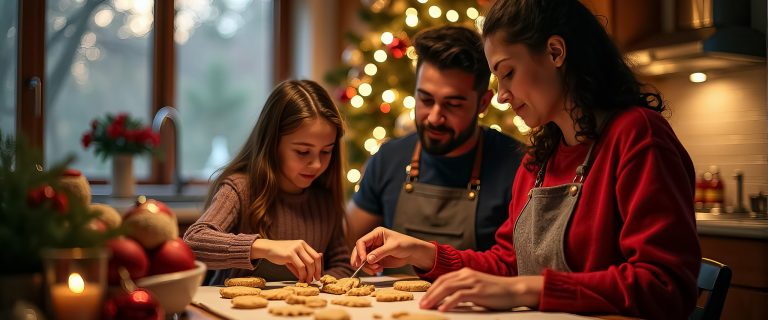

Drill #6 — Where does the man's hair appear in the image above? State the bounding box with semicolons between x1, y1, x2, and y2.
413;26;491;93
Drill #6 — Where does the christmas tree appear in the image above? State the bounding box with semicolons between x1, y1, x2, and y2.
325;0;530;193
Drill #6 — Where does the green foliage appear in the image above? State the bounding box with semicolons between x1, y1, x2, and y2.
0;131;120;274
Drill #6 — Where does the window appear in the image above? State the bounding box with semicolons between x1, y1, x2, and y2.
176;0;273;180
10;0;278;183
0;1;18;138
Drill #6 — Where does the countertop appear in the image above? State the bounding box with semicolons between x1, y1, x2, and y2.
695;212;768;240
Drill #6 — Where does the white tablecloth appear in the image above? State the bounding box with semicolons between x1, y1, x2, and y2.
191;276;597;320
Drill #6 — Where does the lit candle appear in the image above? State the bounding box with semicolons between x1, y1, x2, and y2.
50;273;103;320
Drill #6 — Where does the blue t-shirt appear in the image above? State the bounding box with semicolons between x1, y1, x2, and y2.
352;127;523;251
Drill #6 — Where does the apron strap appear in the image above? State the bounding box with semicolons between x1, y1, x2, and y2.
534;141;597;187
405;130;485;200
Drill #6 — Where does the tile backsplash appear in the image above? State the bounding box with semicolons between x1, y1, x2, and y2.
650;66;768;211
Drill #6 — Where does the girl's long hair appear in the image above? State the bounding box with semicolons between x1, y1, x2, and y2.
482;0;663;171
205;80;346;238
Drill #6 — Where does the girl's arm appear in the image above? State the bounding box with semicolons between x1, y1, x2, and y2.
183;182;259;270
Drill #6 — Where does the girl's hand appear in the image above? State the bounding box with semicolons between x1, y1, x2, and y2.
251;239;322;283
350;227;436;274
419;268;543;312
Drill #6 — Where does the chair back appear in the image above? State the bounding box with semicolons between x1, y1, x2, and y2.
690;258;732;320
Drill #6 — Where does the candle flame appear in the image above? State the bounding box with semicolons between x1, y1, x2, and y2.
68;273;85;294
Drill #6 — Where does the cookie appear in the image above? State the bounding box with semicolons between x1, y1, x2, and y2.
397;314;448;320
314;308;350;320
294;282;310;287
230;295;268;309
219;286;262;299
288;286;320;296
319;274;337;285
268;305;314;316
331;296;372;307
224;277;266;288
345;284;375;296
393;280;431;292
321;283;348;295
374;289;414;302
287;295;328;308
259;288;294;300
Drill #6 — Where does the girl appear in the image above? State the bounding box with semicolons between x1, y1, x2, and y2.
350;0;700;319
185;80;353;284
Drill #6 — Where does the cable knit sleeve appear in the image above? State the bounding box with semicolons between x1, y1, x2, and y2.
183;180;260;270
322;218;354;278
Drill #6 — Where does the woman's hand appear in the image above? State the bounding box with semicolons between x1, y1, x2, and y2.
350;227;436;274
420;268;543;312
251;239;322;283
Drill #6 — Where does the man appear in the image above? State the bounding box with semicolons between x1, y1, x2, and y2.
347;26;523;254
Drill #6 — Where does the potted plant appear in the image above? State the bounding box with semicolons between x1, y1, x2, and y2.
81;113;160;197
0;131;119;313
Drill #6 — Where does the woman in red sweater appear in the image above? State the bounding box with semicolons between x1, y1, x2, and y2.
350;0;701;319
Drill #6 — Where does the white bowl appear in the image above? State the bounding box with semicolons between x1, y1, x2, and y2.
136;261;206;314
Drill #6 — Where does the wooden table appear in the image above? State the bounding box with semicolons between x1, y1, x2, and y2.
180;277;631;320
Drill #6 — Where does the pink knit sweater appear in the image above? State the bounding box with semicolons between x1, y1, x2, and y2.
183;174;353;283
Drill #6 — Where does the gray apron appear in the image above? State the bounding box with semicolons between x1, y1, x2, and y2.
513;143;595;275
392;134;484;251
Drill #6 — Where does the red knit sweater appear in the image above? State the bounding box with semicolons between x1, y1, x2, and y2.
419;107;701;319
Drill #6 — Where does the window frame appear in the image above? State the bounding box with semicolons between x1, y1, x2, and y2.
16;0;287;184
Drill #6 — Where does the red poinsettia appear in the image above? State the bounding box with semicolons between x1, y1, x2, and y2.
82;113;160;160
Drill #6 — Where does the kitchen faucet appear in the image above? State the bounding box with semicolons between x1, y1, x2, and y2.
152;106;184;195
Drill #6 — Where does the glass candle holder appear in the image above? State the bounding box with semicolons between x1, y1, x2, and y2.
42;247;109;320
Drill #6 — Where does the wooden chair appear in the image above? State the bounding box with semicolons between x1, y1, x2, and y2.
690;258;732;320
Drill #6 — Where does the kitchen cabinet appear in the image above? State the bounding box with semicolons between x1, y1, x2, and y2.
697;218;768;319
581;0;662;51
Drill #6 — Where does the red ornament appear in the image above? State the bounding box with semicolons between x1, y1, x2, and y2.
62;168;82;177
26;185;67;214
106;237;150;285
103;288;164;320
387;38;409;59
147;238;196;276
380;103;391;114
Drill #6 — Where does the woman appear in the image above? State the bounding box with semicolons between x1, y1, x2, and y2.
350;0;701;319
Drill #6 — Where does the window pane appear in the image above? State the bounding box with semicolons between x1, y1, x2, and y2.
0;1;18;138
176;0;273;180
45;0;153;179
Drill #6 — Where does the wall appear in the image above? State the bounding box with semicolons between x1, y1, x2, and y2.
650;66;768;210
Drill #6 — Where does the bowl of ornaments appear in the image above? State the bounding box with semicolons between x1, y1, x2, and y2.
101;196;206;316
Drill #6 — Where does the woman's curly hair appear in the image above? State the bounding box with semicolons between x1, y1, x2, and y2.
482;0;664;171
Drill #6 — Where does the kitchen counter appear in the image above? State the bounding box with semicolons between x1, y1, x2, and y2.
90;184;208;225
695;212;768;240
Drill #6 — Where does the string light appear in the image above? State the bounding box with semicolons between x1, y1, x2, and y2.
405;8;418;16
513;115;531;134
364;63;378;76
380;32;394;45
406;46;417;60
374;50;388;62
491;93;510;111
347;169;361;183
358;83;372;96
417;0;428;3
382;89;396;103
405;15;419;27
428;6;442;18
403;96;416;109
350;95;364;108
446;10;459;22
466;7;479;20
490;124;502;132
373;126;387;140
475;16;485;31
409;109;415;120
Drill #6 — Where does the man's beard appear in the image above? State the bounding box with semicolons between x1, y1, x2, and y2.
416;116;478;155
